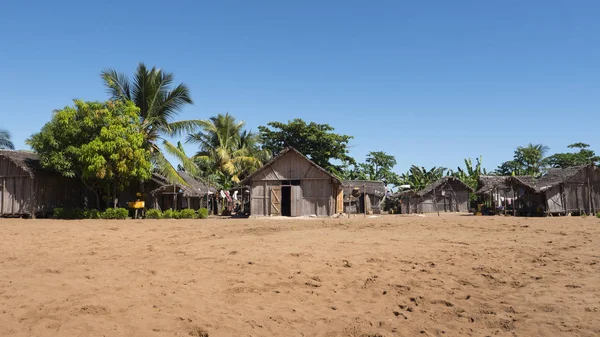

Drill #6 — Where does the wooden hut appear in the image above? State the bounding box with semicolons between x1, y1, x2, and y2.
476;175;535;215
397;177;472;214
342;180;386;214
240;147;342;217
150;171;217;211
508;165;600;215
0;150;93;217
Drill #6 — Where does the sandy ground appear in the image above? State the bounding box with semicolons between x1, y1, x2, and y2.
0;214;598;337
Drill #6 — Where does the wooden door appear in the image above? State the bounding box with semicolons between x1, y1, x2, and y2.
291;185;302;217
270;187;281;216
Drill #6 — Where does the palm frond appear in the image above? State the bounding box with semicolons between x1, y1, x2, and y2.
152;150;187;185
100;68;131;100
162;140;200;177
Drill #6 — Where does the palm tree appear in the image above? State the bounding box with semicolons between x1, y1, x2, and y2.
101;62;200;183
187;113;269;189
0;128;14;149
514;143;549;177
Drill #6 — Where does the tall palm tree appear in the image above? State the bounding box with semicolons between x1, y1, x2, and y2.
101;62;200;183
0;128;14;149
514;143;549;177
187;113;269;188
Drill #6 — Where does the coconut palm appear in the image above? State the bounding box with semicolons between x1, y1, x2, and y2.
0;128;14;149
101;62;200;183
398;165;447;191
187;113;269;188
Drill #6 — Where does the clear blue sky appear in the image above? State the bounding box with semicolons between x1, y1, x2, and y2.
1;0;598;173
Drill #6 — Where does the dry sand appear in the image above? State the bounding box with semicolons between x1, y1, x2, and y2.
0;214;598;337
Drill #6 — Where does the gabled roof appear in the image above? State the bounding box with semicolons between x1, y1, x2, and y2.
151;171;217;197
0;150;43;177
416;176;473;197
239;147;341;185
476;175;509;194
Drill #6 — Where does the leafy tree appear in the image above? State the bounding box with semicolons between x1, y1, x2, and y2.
397;165;447;191
258;119;355;174
28;100;151;208
343;151;400;185
187;113;269;189
0;128;14;149
495;143;549;177
101;62;199;184
546;143;599;168
449;157;486;191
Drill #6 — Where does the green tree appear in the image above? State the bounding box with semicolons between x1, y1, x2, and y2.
495;143;549;177
344;151;400;185
449;157;486;191
546;143;600;168
398;166;447;191
187;113;269;189
101;62;199;184
258;119;355;174
28;100;152;208
0;128;14;149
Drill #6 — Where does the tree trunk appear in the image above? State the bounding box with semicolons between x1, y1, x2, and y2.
113;183;118;209
80;177;100;210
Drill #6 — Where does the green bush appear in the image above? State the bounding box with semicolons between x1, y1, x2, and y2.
146;209;162;219
83;209;101;219
596;212;600;219
162;209;176;219
197;208;208;219
101;208;129;220
53;207;88;219
179;209;197;219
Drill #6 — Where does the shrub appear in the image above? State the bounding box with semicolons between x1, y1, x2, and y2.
146;209;162;219
53;207;87;219
596;212;600;219
162;209;176;219
179;209;197;219
101;208;129;220
197;208;208;219
84;209;101;219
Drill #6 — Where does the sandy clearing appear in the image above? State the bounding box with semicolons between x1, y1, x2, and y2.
0;214;598;337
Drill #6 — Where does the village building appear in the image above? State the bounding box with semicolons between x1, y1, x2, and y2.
508;165;600;215
342;180;386;214
396;176;472;214
150;171;217;212
0;150;94;217
239;147;342;217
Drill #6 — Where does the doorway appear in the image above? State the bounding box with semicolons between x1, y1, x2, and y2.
281;186;291;216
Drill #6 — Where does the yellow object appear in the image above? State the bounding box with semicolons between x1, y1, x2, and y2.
128;201;145;209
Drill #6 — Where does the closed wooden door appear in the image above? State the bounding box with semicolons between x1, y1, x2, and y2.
270;187;281;216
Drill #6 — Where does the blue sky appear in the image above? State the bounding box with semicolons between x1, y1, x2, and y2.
1;0;598;173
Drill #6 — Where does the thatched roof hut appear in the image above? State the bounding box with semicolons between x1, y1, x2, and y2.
396;177;473;214
150;171;217;211
0;150;94;216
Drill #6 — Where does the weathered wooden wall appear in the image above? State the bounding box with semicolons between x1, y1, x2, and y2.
544;167;600;214
249;150;337;217
0;156;93;216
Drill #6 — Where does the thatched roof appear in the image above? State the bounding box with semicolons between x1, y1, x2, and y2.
476;175;509;194
394;189;418;198
508;165;595;193
151;171;217;197
342;180;386;201
239;146;341;186
0;150;43;177
416;176;473;197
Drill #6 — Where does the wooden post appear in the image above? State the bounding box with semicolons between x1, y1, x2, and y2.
187;197;191;209
588;177;592;214
503;190;507;216
575;185;580;215
1;177;5;216
31;178;36;219
363;184;366;218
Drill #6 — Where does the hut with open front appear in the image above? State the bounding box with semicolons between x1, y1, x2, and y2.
342;180;386;214
150;171;217;211
240;147;342;217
